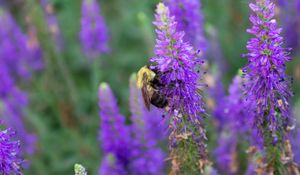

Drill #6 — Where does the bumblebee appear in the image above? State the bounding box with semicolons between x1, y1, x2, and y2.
136;66;168;110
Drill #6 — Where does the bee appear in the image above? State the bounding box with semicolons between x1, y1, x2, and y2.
136;66;168;110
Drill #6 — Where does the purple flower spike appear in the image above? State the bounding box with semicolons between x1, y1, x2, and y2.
26;20;44;71
0;67;37;155
164;0;206;51
98;83;131;174
0;9;32;79
0;9;37;155
214;133;237;175
40;0;64;51
129;74;165;142
150;3;205;126
99;81;166;175
225;76;251;133
0;123;23;175
226;76;263;147
128;75;165;175
80;0;109;59
278;0;300;52
243;0;293;139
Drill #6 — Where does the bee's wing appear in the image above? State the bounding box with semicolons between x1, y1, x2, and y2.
142;86;151;111
141;73;151;111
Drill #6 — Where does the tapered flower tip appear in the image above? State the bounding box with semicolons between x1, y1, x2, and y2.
130;73;136;82
156;3;170;23
0;8;7;18
157;3;167;14
130;73;138;88
99;82;108;90
74;163;87;175
86;0;94;4
249;0;274;13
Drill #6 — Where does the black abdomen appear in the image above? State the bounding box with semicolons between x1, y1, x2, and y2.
151;92;168;108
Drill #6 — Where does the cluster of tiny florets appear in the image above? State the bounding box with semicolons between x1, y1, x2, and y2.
0;125;23;175
150;3;205;126
164;0;206;51
243;0;293;140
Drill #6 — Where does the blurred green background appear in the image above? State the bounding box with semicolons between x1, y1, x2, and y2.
4;0;300;174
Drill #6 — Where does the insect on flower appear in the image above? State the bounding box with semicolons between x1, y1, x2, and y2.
136;66;168;111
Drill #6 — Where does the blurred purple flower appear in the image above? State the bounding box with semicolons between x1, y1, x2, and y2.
98;82;166;175
0;67;37;155
0;9;38;155
129;74;165;142
225;76;250;133
128;75;165;175
242;0;293;140
206;25;228;73
150;3;205;126
164;0;206;51
213;75;265;174
40;0;64;51
0;123;23;175
212;77;242;175
289;116;300;165
26;19;44;71
80;0;109;59
129;147;165;175
98;83;131;174
99;154;128;175
244;163;256;175
227;76;264;146
214;132;237;175
209;74;227;129
278;0;300;52
0;9;33;79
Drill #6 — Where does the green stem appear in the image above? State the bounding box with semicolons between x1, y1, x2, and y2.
262;116;288;175
91;58;102;95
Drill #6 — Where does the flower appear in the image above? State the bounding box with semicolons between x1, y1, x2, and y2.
0;92;37;155
278;0;300;52
98;83;131;174
0;123;23;175
99;154;128;175
164;0;206;51
150;3;205;126
0;9;33;79
150;4;208;173
26;17;44;71
74;164;87;175
0;9;37;155
214;132;238;175
80;0;109;59
290;127;300;165
225;76;252;133
129;74;165;141
98;82;166;175
213;76;249;174
209;74;226;129
40;0;64;51
242;0;293;140
128;75;165;175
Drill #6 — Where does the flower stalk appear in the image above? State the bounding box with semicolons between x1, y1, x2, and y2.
243;0;297;174
150;3;208;174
